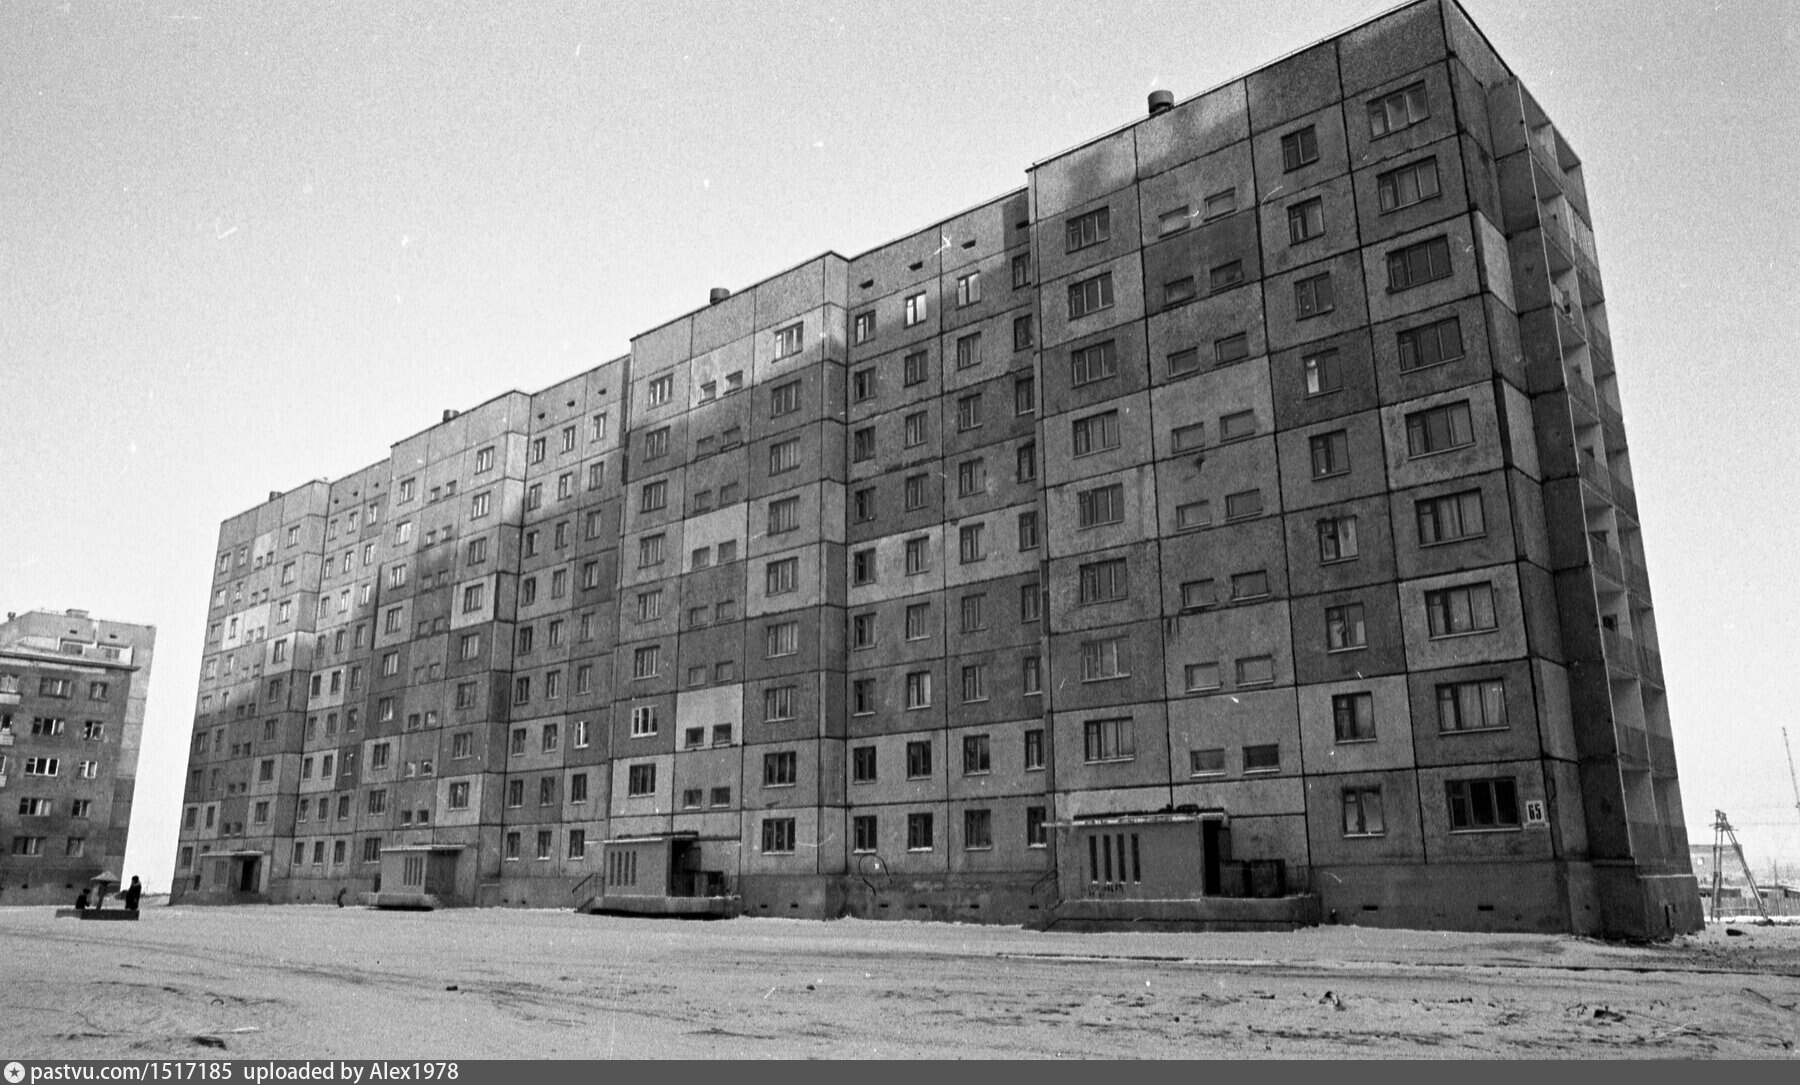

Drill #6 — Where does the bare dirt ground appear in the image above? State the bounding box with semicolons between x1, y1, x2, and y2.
2;905;1797;1059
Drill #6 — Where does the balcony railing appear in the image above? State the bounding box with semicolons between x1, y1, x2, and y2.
1599;401;1627;449
1648;732;1678;774
1565;370;1599;419
1637;643;1665;688
1589;326;1615;375
1626;555;1652;597
1616;724;1651;769
1577;455;1612;497
1589;540;1625;587
1611;472;1640;521
1601;628;1639;678
1627;820;1687;866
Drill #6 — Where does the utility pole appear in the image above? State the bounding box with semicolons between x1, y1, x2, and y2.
1785;728;1800;829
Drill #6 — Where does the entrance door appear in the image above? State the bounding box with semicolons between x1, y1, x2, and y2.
1201;822;1222;897
237;857;260;893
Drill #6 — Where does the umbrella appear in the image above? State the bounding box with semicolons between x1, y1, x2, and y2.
89;870;120;885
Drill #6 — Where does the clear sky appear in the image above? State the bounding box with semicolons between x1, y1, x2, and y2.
3;0;1797;891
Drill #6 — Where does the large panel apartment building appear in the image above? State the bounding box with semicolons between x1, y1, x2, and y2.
173;0;1699;936
1;609;155;904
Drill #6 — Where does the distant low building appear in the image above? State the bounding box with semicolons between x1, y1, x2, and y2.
0;609;155;904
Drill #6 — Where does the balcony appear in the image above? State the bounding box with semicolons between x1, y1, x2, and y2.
1648;732;1678;775
1626;555;1652;598
1550;286;1586;344
1637;643;1665;688
1564;369;1600;421
1627;820;1687;867
0;731;13;746
1599;400;1627;451
1588;539;1625;588
1611;471;1640;521
1616;724;1651;770
1577;455;1612;499
1589;326;1615;375
1601;627;1639;679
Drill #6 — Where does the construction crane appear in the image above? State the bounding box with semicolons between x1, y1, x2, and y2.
1785;728;1800;829
1709;810;1772;925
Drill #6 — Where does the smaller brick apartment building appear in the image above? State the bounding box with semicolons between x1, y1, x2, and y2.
0;609;155;904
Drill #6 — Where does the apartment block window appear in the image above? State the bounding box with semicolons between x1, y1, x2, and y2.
1176;500;1211;532
960;592;986;633
1070;340;1118;386
1019;582;1041;623
904;602;930;640
1159;206;1191;235
1019;729;1045;774
635;589;662;624
627;763;657;798
852;548;875;586
1230;570;1270;601
906;740;932;778
851;677;875;714
1068;272;1115;319
1011;251;1031;288
644;427;669;459
851;427;875;463
1219;410;1257;443
1310;430;1350;478
1333;692;1377;742
1281;125;1319;170
768;437;801;476
769;379;802;418
957;455;987;497
530;436;549;464
525;483;543;511
763;750;798;788
904;291;928;327
590;412;608;442
1326;603;1368;651
1167;347;1201;378
765;621;799;658
1014;373;1036;415
1077;483;1125;528
1013;313;1034;351
956;271;981;308
1318;515;1360;562
640;480;668;513
1378;156;1441;212
1172;422;1206;453
1083;717;1134;763
775;321;804;358
851;612;875;650
764;685;796;723
960;664;987;704
1303;348;1342;396
1065;206;1110;251
1078;558;1129;605
1224;489;1263;521
853;815;878;852
850;310;877;345
903;536;929;575
906;813;934;851
638;533;665;569
1188;747;1226;777
1387;235;1452;291
1397;316;1465;371
903;350;928;386
902;410;929;448
903;473;928;511
1426;583;1498;638
1180;579;1216;610
1243;744;1281;774
962;734;991;774
1164;276;1196;306
1080;636;1128;682
1184;661;1222;693
962;809;993;850
1407;401;1476;457
1017;509;1039;551
1236;655;1276;686
767;494;801;535
955;393;984;432
629;705;659;738
1343;787;1386;836
1437;679;1508;733
1208;260;1244;293
1446;777;1520;831
851;368;875;403
1203;188;1237;218
904;671;931;709
851;745;877;783
1416;489;1486;545
1287;198;1325;244
1368;81;1429;138
632;644;661;679
1294;271;1335;318
1072;410;1120;456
